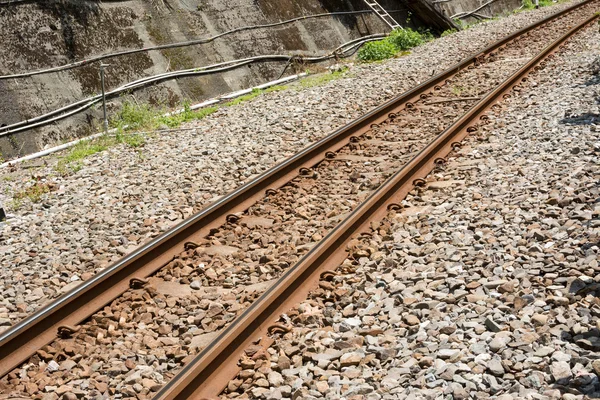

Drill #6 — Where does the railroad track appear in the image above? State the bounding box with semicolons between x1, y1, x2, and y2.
0;1;598;398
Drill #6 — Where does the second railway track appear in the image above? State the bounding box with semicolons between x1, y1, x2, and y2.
1;1;598;398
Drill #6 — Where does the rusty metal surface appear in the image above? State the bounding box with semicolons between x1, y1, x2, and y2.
152;11;599;400
0;0;594;381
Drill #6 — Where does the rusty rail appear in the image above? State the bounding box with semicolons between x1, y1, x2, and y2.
152;11;599;400
0;0;595;380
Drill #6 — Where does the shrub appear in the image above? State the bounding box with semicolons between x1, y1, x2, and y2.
521;0;536;8
114;101;158;131
421;30;435;42
520;0;553;10
358;40;398;62
441;28;457;37
358;28;431;62
388;28;425;51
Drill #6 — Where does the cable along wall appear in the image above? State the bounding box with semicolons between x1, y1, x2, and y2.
0;0;407;159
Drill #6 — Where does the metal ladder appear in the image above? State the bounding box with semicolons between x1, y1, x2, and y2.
364;1;402;30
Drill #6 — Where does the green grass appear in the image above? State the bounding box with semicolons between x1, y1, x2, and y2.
112;101;157;131
512;0;561;14
453;14;501;30
155;103;220;128
55;136;111;175
64;137;111;163
297;67;348;89
11;182;52;208
441;28;458;37
49;74;339;175
225;89;263;107
263;85;289;94
108;100;220;132
118;131;146;148
52;91;256;175
55;129;147;175
451;85;465;96
225;85;289;106
358;28;431;62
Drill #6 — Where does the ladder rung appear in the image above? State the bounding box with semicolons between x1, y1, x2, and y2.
364;0;401;30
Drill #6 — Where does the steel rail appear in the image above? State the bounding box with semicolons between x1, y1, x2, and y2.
153;12;600;399
0;0;593;379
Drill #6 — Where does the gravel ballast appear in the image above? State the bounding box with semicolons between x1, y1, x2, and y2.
2;4;598;397
0;1;585;328
221;19;600;400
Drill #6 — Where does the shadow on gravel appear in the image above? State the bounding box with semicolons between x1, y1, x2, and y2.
583;73;600;86
560;112;600;125
551;279;600;397
550;332;600;398
551;353;600;398
586;56;600;85
553;381;600;398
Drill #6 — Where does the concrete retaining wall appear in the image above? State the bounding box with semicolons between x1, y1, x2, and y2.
0;0;411;158
0;0;520;159
434;0;522;24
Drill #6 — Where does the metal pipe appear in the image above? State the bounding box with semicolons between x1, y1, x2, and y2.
0;36;383;137
0;10;392;80
100;64;110;133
